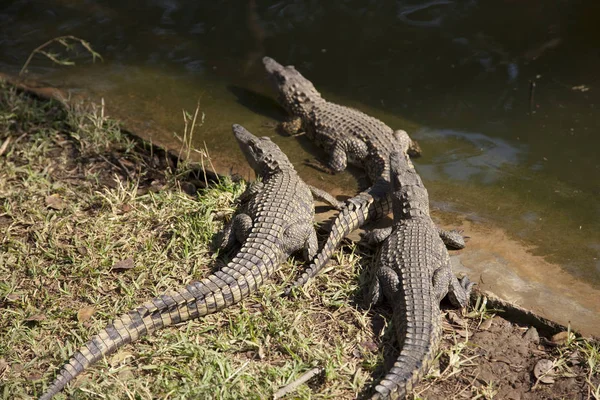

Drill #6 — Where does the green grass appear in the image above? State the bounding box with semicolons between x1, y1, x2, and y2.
0;80;379;399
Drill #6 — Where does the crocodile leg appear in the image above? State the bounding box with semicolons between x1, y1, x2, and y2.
447;274;475;308
391;129;422;158
308;185;345;210
218;213;254;252
365;226;466;249
437;228;466;250
238;180;264;202
328;137;369;173
278;116;303;136
303;228;319;262
362;227;393;245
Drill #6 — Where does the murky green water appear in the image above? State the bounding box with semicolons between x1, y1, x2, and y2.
1;1;599;284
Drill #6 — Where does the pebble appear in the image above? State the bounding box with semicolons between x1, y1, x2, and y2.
551;331;570;345
533;359;555;384
479;318;493;331
523;327;540;344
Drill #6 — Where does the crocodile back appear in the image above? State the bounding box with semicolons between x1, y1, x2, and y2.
373;218;444;399
308;102;411;182
242;169;314;266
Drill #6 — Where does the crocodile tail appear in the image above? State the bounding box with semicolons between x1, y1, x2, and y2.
286;184;391;294
39;256;269;400
371;285;441;399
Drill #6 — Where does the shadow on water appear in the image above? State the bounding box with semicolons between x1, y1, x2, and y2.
227;85;283;121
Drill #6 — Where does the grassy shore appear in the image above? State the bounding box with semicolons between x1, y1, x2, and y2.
0;79;598;399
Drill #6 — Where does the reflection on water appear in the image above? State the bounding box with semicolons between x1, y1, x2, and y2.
415;128;523;184
0;0;599;286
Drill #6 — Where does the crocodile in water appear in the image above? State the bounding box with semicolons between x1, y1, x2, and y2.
363;151;474;399
38;124;319;399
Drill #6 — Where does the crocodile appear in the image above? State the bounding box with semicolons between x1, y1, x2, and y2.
262;56;461;292
363;151;474;399
38;124;319;400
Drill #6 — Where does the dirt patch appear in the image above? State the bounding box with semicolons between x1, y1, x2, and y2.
416;305;597;400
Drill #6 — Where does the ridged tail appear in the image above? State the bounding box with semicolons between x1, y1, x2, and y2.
285;182;391;294
372;278;441;399
39;257;272;400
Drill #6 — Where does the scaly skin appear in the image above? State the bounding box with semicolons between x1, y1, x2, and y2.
364;151;474;399
262;56;461;292
263;56;418;183
38;125;318;400
262;57;417;292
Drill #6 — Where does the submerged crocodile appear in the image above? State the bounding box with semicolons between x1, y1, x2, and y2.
39;124;319;400
364;151;474;399
262;57;461;292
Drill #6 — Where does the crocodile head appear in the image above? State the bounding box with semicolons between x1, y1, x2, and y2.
233;124;292;176
263;56;324;115
389;151;430;219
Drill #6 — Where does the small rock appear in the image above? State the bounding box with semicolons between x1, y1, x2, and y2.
117;368;134;380
447;311;467;328
26;372;43;381
77;246;89;256
456;329;470;338
111;258;134;271
24;313;46;322
45;194;66;210
566;350;580;366
360;340;379;352
551;331;570;345
149;180;165;193
179;181;197;196
77;306;96;323
523;327;540;344
476;367;495;384
533;359;555;384
479;318;493;331
5;293;20;303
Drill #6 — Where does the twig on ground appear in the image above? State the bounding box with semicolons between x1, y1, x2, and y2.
0;136;11;156
273;366;323;399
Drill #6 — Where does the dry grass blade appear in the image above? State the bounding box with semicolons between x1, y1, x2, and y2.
273;366;323;399
19;35;103;76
